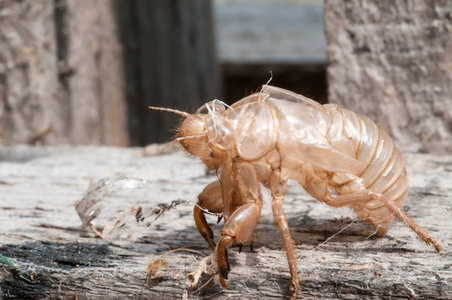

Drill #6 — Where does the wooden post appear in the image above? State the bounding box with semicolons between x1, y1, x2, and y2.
0;0;129;146
115;0;221;145
324;1;452;153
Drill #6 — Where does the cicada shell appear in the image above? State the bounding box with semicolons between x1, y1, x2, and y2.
152;85;441;299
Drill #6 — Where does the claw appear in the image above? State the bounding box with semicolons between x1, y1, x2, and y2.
217;235;233;287
217;216;223;224
219;273;228;289
219;263;229;280
219;246;230;284
216;234;232;289
250;241;254;252
238;244;243;253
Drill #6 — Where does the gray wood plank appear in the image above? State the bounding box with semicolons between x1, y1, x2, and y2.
214;1;326;64
0;146;450;299
325;1;452;153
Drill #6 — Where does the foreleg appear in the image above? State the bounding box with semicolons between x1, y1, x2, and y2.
217;161;262;288
194;180;224;250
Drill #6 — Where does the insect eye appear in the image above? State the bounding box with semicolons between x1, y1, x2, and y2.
207;119;235;150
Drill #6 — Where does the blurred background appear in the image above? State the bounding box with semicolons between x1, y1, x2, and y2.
0;0;451;152
0;0;327;146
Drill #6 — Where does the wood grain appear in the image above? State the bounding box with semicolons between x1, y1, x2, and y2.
325;1;452;153
0;0;128;146
0;146;450;299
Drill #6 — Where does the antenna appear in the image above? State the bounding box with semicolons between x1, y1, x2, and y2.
145;134;204;155
149;106;191;118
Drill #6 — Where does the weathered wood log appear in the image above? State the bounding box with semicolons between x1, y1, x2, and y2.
0;0;128;146
325;1;452;153
0;145;450;299
114;0;221;145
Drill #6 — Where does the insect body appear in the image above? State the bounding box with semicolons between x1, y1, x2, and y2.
153;85;441;299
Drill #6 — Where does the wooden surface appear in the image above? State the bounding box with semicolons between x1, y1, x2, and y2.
0;0;128;146
0;145;451;299
325;1;452;154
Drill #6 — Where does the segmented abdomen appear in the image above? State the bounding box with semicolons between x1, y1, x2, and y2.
339;108;409;233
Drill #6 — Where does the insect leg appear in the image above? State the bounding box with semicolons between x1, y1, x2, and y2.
217;161;262;288
270;172;301;299
367;192;442;252
194;180;224;250
322;191;442;252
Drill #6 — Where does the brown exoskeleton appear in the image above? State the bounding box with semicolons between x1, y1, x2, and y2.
151;85;441;299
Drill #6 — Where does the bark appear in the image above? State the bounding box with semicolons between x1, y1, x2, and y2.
0;145;450;299
0;0;128;146
324;0;452;153
114;0;221;145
